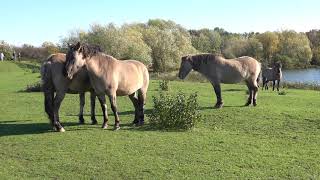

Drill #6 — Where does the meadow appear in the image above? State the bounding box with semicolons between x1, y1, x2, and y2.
0;61;320;179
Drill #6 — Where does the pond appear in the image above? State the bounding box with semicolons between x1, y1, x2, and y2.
282;68;320;84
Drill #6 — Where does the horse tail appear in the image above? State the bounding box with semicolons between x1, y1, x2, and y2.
256;63;262;88
41;60;54;123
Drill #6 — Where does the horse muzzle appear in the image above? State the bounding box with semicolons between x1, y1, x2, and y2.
67;72;73;80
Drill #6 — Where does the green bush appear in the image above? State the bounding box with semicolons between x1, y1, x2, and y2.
21;82;42;92
159;80;169;91
278;90;287;95
148;92;201;130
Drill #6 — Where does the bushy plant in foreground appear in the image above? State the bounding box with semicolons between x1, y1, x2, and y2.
22;82;42;92
148;92;201;130
159;80;169;91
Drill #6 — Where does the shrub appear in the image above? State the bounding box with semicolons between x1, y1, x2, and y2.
159;80;169;91
278;90;287;95
21;82;42;92
148;92;201;130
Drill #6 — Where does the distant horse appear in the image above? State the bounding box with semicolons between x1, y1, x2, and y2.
262;62;282;91
65;42;149;130
41;53;106;132
178;54;261;108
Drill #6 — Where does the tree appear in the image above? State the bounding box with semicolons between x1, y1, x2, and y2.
277;30;312;68
190;29;222;54
143;20;197;72
85;23;152;64
42;41;59;55
257;32;279;66
306;30;320;65
0;40;13;60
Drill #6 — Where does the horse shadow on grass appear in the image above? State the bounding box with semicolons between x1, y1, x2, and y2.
0;120;79;137
199;105;247;110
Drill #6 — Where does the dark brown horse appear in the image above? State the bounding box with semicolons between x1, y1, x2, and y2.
65;42;149;130
41;53;106;132
178;54;261;107
262;62;282;91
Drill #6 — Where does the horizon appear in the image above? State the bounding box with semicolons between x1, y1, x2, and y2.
1;0;320;46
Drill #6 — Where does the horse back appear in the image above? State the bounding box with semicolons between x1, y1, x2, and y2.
115;60;149;95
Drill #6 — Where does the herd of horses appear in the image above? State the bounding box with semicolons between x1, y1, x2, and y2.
41;42;282;132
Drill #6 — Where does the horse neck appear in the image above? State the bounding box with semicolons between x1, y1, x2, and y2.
85;55;112;75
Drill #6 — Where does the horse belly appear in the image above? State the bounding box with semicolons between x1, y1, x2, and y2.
220;71;244;84
116;83;140;96
68;75;91;92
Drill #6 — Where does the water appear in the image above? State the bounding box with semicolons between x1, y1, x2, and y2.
282;68;320;84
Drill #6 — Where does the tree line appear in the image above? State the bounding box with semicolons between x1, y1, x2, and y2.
1;19;320;71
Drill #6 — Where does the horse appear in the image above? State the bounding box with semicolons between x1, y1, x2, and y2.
262;62;282;91
65;42;149;130
178;54;261;108
41;53;106;132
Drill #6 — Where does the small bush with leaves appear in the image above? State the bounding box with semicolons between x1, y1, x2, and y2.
22;82;42;92
278;90;287;95
148;92;201;130
159;80;169;91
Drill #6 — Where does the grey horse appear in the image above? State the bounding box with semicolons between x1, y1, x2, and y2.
41;53;106;132
178;54;261;108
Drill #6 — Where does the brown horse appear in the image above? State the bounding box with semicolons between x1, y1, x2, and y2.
178;54;261;108
41;53;106;132
65;42;149;130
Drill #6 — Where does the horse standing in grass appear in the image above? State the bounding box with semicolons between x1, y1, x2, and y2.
262;62;282;91
178;54;261;108
41;53;106;132
65;42;149;130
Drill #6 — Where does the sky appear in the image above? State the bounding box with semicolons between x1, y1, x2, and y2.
0;0;319;46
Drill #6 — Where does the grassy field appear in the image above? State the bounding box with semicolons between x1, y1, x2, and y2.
0;61;320;179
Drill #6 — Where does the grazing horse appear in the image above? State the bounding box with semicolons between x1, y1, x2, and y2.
41;53;106;132
65;42;149;130
178;54;261;108
262;62;282;91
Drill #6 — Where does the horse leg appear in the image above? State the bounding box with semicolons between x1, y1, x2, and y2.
53;91;66;132
109;95;120;130
262;77;266;90
137;89;146;126
252;85;259;106
277;80;280;91
97;95;108;129
272;80;276;91
129;92;139;125
78;93;85;124
90;91;98;125
212;83;223;108
245;82;253;106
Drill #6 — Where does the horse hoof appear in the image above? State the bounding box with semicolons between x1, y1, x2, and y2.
132;120;139;125
59;127;66;132
113;126;120;131
91;121;98;125
102;123;108;129
136;121;144;126
79;121;85;125
214;103;224;109
253;103;257;107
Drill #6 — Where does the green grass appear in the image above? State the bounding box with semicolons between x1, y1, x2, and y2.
1;61;320;179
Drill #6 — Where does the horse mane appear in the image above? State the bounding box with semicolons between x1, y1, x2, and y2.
79;44;103;58
188;53;216;70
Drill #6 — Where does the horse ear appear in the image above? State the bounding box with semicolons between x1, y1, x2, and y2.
74;42;81;50
67;43;73;48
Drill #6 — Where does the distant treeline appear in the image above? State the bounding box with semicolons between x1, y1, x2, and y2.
1;19;320;71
